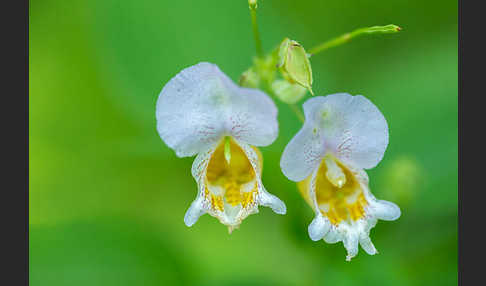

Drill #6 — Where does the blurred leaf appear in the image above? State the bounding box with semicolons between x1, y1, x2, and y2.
30;218;199;286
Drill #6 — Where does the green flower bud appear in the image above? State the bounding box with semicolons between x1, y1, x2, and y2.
271;79;307;104
239;67;260;88
363;24;402;34
248;0;258;9
277;38;314;95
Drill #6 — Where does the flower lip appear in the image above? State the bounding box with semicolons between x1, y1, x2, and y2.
299;156;400;260
300;155;369;225
186;137;286;231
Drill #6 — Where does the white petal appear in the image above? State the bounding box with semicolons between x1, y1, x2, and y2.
368;199;401;221
285;93;389;171
359;234;378;255
191;146;214;182
258;190;287;215
222;203;243;225
226;86;279;147
156;62;278;157
280;99;327;181
324;93;388;169
343;232;359;261
308;215;330;241
192;140;286;229
183;146;216;228
323;228;341;244
237;141;286;215
156;63;226;157
300;156;399;260
184;196;206;227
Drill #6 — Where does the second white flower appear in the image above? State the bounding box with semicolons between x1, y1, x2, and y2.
280;93;400;261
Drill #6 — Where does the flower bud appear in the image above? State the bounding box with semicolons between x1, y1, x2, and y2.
271;79;307;104
277;38;314;95
239;67;260;88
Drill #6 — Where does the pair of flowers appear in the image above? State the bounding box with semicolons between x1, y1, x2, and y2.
156;62;400;260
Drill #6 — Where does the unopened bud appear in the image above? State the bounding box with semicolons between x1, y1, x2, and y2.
277;38;314;95
239;67;260;88
271;79;307;104
248;0;258;9
363;24;402;34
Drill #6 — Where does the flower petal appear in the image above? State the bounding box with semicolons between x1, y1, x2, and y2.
368;199;401;221
280;98;328;181
226;86;279;147
183;146;216;227
156;63;226;157
258;189;287;215
343;231;359;261
185;139;286;229
156;62;278;157
323;228;341;244
308;214;331;241
298;157;399;260
312;93;389;169
359;234;378;255
238;141;287;215
184;196;206;227
282;93;388;174
191;145;214;182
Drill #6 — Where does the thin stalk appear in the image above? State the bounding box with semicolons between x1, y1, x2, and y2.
249;5;264;59
289;104;305;123
308;24;401;56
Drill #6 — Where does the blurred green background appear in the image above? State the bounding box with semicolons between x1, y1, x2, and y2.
29;0;457;285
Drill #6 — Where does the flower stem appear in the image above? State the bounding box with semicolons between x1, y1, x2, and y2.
249;3;264;59
289;104;305;123
308;24;402;56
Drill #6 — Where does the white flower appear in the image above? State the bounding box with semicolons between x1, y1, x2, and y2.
280;93;400;261
156;62;286;232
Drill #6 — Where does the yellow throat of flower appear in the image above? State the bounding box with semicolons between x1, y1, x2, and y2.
205;138;261;213
298;155;367;225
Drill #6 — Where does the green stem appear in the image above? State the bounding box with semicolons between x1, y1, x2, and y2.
249;5;264;59
308;24;401;56
289;104;305;123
